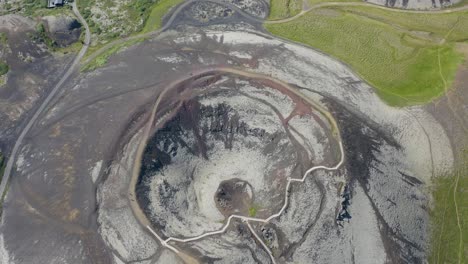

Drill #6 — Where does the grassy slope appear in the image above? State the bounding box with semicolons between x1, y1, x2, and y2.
451;0;468;7
81;38;144;71
269;0;359;20
265;7;468;106
269;0;303;20
0;62;8;76
0;33;7;77
142;0;185;33
19;0;47;16
430;151;467;264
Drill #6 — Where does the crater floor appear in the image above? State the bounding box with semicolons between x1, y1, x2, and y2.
136;74;334;240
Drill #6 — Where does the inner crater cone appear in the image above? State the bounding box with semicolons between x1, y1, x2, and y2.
215;178;254;217
135;74;332;239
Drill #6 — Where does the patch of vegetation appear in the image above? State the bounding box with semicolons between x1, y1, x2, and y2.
34;4;73;17
78;0;101;35
20;0;47;16
430;149;467;264
79;0;164;43
0;32;7;46
0;33;8;76
80;0;183;41
127;0;162;32
34;22;58;50
3;2;12;11
249;205;258;217
81;0;184;71
56;40;83;55
268;0;303;20
0;61;8;76
448;0;468;8
78;0;184;61
266;6;468;106
142;0;184;33
81;38;144;72
5;0;72;17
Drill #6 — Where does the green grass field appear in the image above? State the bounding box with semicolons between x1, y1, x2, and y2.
265;6;468;106
269;0;303;20
430;150;467;264
142;0;184;33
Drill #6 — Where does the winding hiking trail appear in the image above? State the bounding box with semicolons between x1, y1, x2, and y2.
128;67;345;263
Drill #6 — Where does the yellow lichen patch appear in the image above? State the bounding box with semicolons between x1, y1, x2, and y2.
67;208;80;221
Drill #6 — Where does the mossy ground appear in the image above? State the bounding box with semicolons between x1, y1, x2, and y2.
268;0;303;20
266;6;468;106
142;0;184;33
1;0;73;17
268;0;359;20
81;38;144;72
82;0;183;71
249;205;258;217
430;150;467;264
0;61;8;76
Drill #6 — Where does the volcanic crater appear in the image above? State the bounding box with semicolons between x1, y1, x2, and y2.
135;73;335;239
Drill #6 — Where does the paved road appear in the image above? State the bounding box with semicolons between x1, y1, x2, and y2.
0;1;91;199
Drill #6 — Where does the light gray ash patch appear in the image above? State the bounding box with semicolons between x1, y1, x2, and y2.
220;0;269;18
189;2;235;23
331;100;429;263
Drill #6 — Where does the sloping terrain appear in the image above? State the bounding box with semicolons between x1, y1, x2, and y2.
0;0;466;264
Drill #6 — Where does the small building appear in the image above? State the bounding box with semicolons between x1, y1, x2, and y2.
47;0;64;8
